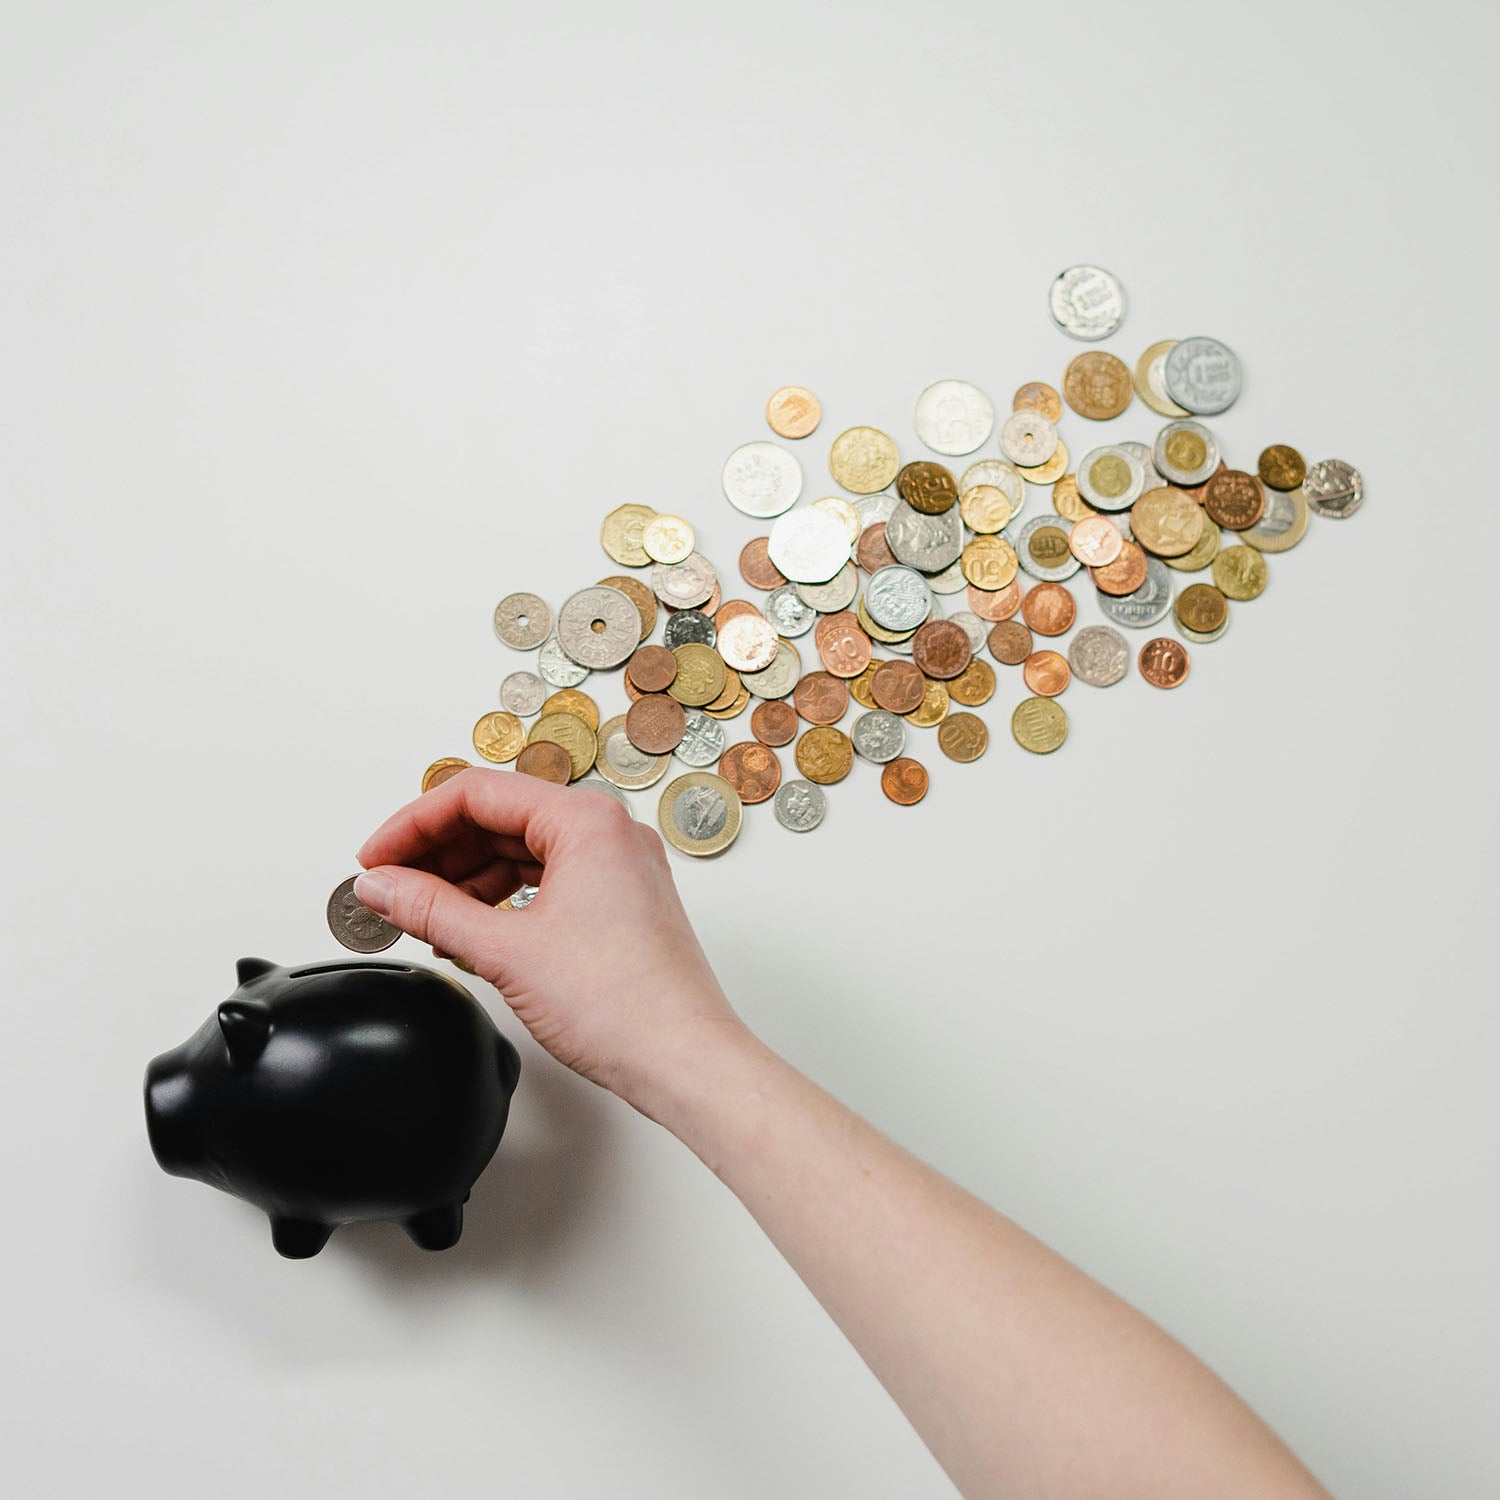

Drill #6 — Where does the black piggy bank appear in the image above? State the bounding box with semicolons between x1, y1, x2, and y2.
145;956;521;1258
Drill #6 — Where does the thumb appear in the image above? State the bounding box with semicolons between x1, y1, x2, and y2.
353;867;525;979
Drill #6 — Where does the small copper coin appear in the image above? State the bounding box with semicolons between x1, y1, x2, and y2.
988;620;1033;665
1258;444;1306;491
627;644;678;693
625;693;688;755
856;522;900;574
1021;582;1076;637
871;659;926;714
515;740;571;783
1068;516;1124;568
896;461;959;515
1013;381;1063;422
715;598;761;629
910;619;973;680
1204;469;1267;530
1090;541;1149;597
766;386;821;439
1176;583;1228;635
814;611;874;678
1179;459;1228;506
422;757;469;793
792;670;851;725
1062;351;1133;420
1139;637;1191;689
751;699;798;746
719;741;783;803
1022;649;1071;697
880;756;929;805
739;537;787;591
967;578;1024;622
936;712;989;763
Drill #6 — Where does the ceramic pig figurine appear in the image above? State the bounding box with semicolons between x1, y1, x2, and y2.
144;956;521;1258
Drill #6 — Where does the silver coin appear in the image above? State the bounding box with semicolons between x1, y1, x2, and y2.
1118;440;1165;490
537;635;591;687
716;612;780;671
946;610;990;655
663;609;717;649
326;876;401;954
1177;616;1229;645
796;562;858;613
651;553;717;609
764;583;817;637
675;711;726;767
1076;445;1146;512
739;639;801;699
773;778;826;833
927;558;968;594
493;591;552;650
674;783;729;840
722;440;802;518
508;883;540;910
885;500;964;573
998;408;1059;467
1048;264;1126;341
595;716;670;789
575;774;633;815
1068;625;1130;686
1014;514;1082;581
1163;337;1241;415
555;585;639;669
1153;420;1222;487
850;709;907;764
1097;555;1174;628
960;458;1026;511
913;379;994;457
768;506;850;584
499;670;547;716
1303;459;1364;519
865;565;932;631
851;490;898;527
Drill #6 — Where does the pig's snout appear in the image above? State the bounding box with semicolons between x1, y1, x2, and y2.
144;1050;200;1179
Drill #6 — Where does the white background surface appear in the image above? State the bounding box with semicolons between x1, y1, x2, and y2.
3;3;1496;1496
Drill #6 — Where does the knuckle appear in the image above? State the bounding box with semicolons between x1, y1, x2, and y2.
576;788;634;835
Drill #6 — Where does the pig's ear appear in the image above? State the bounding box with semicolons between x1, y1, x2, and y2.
218;998;272;1071
236;957;277;985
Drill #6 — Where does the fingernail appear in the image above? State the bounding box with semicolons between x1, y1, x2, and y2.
353;871;395;917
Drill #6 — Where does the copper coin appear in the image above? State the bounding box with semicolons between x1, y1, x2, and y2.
880;756;929;805
719;741;782;804
627;644;678;693
1258;444;1306;491
896;461;959;515
1176;582;1228;634
623;674;644;702
1090;540;1149;597
1062;351;1133;420
814;611;874;678
1068;516;1123;568
515;740;571;783
871;659;926;714
1022;649;1071;697
625;693;687;755
1020;582;1076;637
598;574;658;640
739;536;787;591
910;619;973;680
1139;637;1191;689
1179;459;1227;506
715;598;762;629
1013;381;1063;422
857;522;899;574
765;385;821;439
1204;469;1267;531
792;670;851;725
967;578;1024;622
936;712;989;764
751;699;798;746
422;757;469;792
987;620;1033;665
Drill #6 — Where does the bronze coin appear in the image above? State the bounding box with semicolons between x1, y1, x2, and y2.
1026;525;1073;569
598;574;658;640
1176;582;1228;634
1258;444;1306;491
1022;649;1071;697
1062;351;1133;420
987;620;1033;665
1012;381;1063;422
1020;582;1076;637
715;598;762;630
1090;540;1149;597
739;536;786;591
751;699;798;746
880;756;929;805
896;460;959;515
794;725;854;784
627;644;678;694
871;659;926;714
947;657;996;706
1138;637;1191;689
625;693;687;755
421;758;469;793
936;712;988;764
719;741;782;804
909;618;973;680
1204;469;1267;531
514;740;571;783
792;670;851;725
814;611;874;678
967;578;1024;622
856;521;899;574
624;674;644;702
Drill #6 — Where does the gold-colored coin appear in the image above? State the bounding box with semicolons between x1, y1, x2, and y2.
1012;381;1063;422
1011;696;1068;754
794;725;855;784
1133;341;1190;418
1132;486;1205;558
597;574;658;640
937;711;989;763
1016;438;1069;486
472;711;525;764
1241;485;1310;554
1163;516;1221;573
666;642;728;707
657;771;743;857
766;385;822;439
960;484;1012;534
704;684;751;720
829;426;900;494
1027;525;1073;569
600;504;656;567
702;666;743;713
1212;546;1269;601
422;757;470;792
527;711;597;781
642;513;695;565
906;675;950;728
540;688;600;732
1162;427;1208;476
848;657;884;708
947;657;996;706
961;535;1018;591
1175;583;1228;635
1084;452;1135;505
1062;352;1133;420
857;596;917;645
1052;473;1092;523
813;494;862;544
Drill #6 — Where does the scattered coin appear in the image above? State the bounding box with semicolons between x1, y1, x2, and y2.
947;657;996;705
773;778;827;832
676;710;727;767
793;670;851;725
626;693;688;755
556;585;640;668
766;386;822;440
907;675;950;728
885;500;964;573
717;612;781;672
1138;637;1191;688
1013;381;1064;422
1175;583;1229;637
652;553;717;610
1068;516;1125;568
527;711;596;780
515;740;572;783
999;408;1059;467
595;715;670;790
658;772;743;856
968;578;1024;622
1258;444;1306;491
1090;540;1149;596
1162;516;1221;574
600;505;656;568
1015;515;1082;582
959;484;1013;535
739;536;787;590
719;741;782;804
723;442;802;518
897;460;960;515
1212;546;1269;601
493;592;552;650
1016;439;1070;486
768;505;852;583
739;638;802;699
814;611;873;678
1133;486;1206;558
627;644;678;693
851;708;907;763
813;493;862;544
751;699;798;746
1076;445;1145;512
796;562;858;613
914;379;994;456
1303;459;1364;519
988;619;1033;664
1049;265;1126;341
667;643;728;708
663;608;717;652
500;670;547;716
422;757;470;792
1021;582;1076;636
1011;697;1068;754
327;876;402;953
911;618;973;680
598;574;658;639
871;659;927;714
880;756;929;804
641;513;696;564
795;725;855;784
1204;469;1266;531
1022;650;1070;697
1068;625;1130;686
937;712;989;763
1164;336;1241;415
1153;420;1221;487
829;425;900;494
473;710;525;763
857;520;901;572
1062;351;1133;419
1097;555;1175;629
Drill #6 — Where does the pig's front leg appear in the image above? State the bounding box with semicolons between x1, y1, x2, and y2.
269;1214;335;1258
403;1202;464;1251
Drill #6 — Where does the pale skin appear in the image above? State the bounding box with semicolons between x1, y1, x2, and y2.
354;769;1334;1500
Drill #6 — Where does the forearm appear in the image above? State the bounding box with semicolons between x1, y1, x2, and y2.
631;1017;1332;1500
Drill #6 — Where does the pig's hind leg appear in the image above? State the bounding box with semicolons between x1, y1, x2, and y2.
269;1214;335;1258
403;1201;464;1251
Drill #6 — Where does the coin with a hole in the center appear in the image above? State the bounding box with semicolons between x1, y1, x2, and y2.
1138;637;1191;688
719;742;782;804
1062;351;1133;419
493;592;552;651
829;426;900;494
910;619;973;680
598;574;657;640
722;441;802;519
871;659;927;714
1021;582;1076;637
556;585;640;669
792;670;850;725
751;699;798;746
988;619;1033;665
999;408;1059;467
880;756;929;804
627;644;678;694
897;460;960;515
1068;516;1124;568
937;712;989;763
658;772;743;856
473;711;525;764
625;693;687;756
766;386;821;440
1023;650;1071;697
1011;697;1068;754
795;725;855;784
914;379;994;456
515;740;572;783
716;612;780;673
1133;487;1206;558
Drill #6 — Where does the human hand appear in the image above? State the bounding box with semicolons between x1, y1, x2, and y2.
352;769;747;1110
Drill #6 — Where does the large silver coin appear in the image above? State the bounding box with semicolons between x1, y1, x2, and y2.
1049;264;1126;341
595;714;670;790
768;506;851;583
651;553;717;609
1097;555;1174;629
851;491;898;527
1153;420;1222;487
1303;459;1364;519
739;639;801;699
850;709;907;764
1163;337;1241;415
946;610;990;654
327;876;401;954
960;458;1026;511
927;558;968;594
885;500;963;573
764;583;817;637
537;636;591;687
723;440;802;518
1076;445;1146;512
1014;514;1082;581
1119;440;1166;492
865;565;933;631
663;609;717;649
1068;625;1130;686
499;670;547;716
773;778;826;833
675;711;726;767
796;562;858;613
493;591;552;650
556;585;639;669
998;408;1059;467
913;379;994;456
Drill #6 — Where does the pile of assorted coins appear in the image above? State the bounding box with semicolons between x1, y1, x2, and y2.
329;265;1364;934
